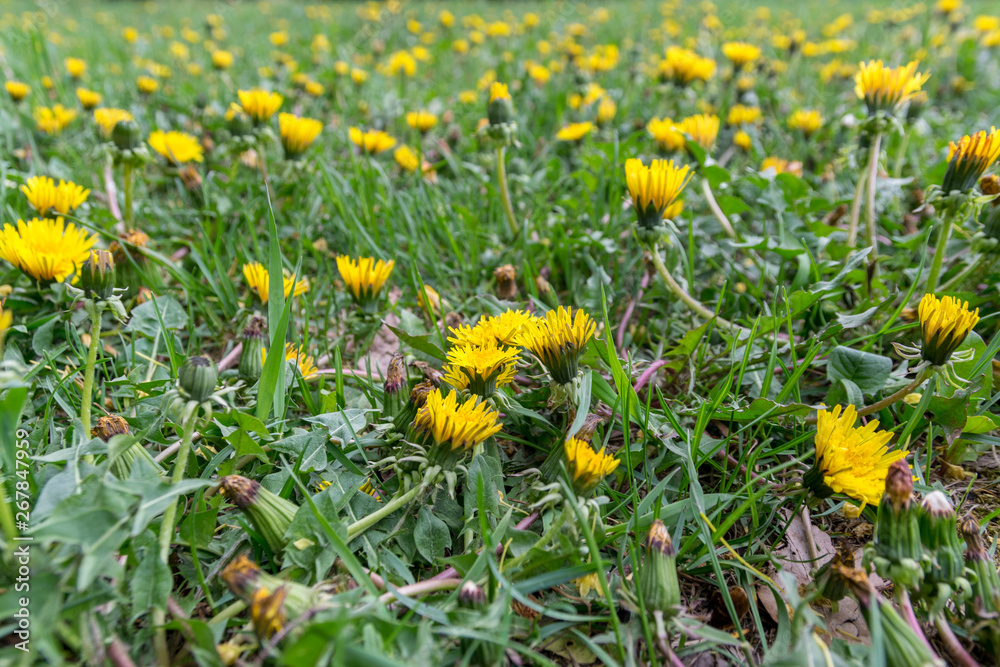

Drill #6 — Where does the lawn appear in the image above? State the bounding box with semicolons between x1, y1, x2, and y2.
1;0;1000;665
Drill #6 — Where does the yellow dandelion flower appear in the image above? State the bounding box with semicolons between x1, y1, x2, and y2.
414;388;502;454
64;57;87;78
854;60;930;116
350;68;369;85
75;87;101;110
734;130;752;150
556;122;594;142
393;145;420;172
0;217;97;283
518;306;596;384
678;113;719;150
564;437;619;496
787;109;824;136
5;81;30;102
20;176;89;215
488;82;510;103
262;343;319;379
596;96;617;126
804;404;907;509
212;50;234;70
349;127;396;154
250;586;286;639
942;127;1000;193
760;157;803;177
406;110;438;133
34;105;77;135
918;294;979;366
575;572;603;597
94;108;133;139
385;50;417;77
726;104;762;126
444;342;520;397
304;80;324;97
148;130;203;165
721;42;761;67
336;255;394;308
658;47;716;85
449;310;534;348
269;30;289;47
242;261;310;304
646;117;686;153
278;113;322;159
625;157;692;230
237;88;283;123
135;76;159;95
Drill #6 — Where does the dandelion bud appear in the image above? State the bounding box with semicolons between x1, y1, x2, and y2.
178;355;218;403
392;380;434;433
574;414;604;443
981;175;1000;199
238;315;266;381
814;544;854;604
91;414;129;441
112;118;142;151
487;82;514;126
382;352;409;419
458;581;487;609
874;460;923;587
638;520;681;615
179;164;202;191
221;554;315;640
917;293;979;367
942;128;1000;194
250;586;288;638
961;517;1000;622
220;475;299;553
919;491;964;584
80;249;116;300
493;264;518;300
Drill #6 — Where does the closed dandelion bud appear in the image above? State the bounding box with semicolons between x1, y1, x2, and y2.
220;475;299;553
919;491;964;584
221;554;315;639
250;586;287;638
874;460;924;587
80;249;116;300
228;108;253;137
92;414;161;478
178;355;218;403
112;118;142;151
961;518;1000;619
638;520;681;616
487;82;514;126
494;264;518;300
238;315;266;381
382;352;408;419
575;414;604;443
392;380;434;432
92;414;129;441
458;581;487;609
981;175;1000;200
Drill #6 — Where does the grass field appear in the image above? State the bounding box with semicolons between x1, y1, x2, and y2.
2;0;1000;665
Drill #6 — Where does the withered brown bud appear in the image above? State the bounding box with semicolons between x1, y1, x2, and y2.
884;460;913;511
834;563;873;609
458;581;487;609
221;554;262;597
646;519;675;557
384;352;407;396
411;361;443;385
220;475;260;510
91;414;130;441
981;175;1000;197
409;381;434;409
573;414;604;443
960;516;987;559
494;264;518;300
511;597;540;621
535;275;552;296
179;164;202;190
444;311;463;330
109;229;151;265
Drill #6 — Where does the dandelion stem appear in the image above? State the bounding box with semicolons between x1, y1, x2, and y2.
934;612;981;667
496;144;519;237
926;205;959;294
80;303;106;440
347;483;424;541
648;243;737;332
855;369;929;418
864;132;883;284
123;162;133;226
846;168;868;248
501;509;569;572
701;178;736;239
153;400;201;667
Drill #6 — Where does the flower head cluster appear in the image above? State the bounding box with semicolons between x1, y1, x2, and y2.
242;261;310;304
262;343;319;379
449;310;534;347
278;113;322;159
34;105;77;135
518;306;596;385
336;255;394;310
443;341;520;398
556;121;594;142
21;176;89;215
237;89;283;124
726;105;762;127
349;127;397;154
0;217;97;283
942;127;1000;193
406;110;438;133
564;437;619;496
918;293;979;366
647;118;686;153
721;41;761;67
148;130;203;165
657;47;716;85
94;108;134;139
413;388;502;457
787;109;824;136
854;60;930;116
625;158;692;231
804;404;908;509
677;113;719;150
